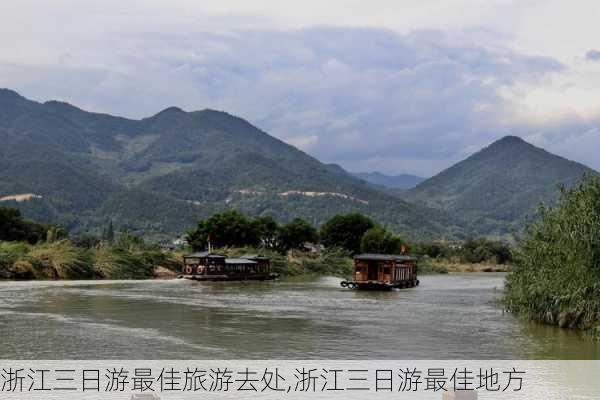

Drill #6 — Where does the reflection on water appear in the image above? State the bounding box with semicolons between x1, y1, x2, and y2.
0;273;598;359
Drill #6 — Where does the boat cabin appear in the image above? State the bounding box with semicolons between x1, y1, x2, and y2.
341;253;419;290
182;252;277;281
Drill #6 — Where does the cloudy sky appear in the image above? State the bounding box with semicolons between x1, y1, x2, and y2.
1;0;600;176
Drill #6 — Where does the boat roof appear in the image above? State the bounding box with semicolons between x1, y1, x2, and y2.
184;251;226;258
354;253;417;262
240;254;270;261
225;258;258;265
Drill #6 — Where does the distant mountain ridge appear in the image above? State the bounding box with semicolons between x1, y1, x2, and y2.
0;89;461;240
353;172;425;189
403;135;597;236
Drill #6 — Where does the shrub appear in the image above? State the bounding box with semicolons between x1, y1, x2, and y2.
505;175;600;331
28;241;93;279
92;246;153;279
320;213;375;253
277;218;318;252
360;227;402;254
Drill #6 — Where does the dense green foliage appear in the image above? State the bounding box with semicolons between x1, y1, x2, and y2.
360;227;403;254
186;210;417;257
404;136;596;237
460;238;513;264
187;210;261;249
186;210;318;253
0;89;462;241
253;216;279;249
277;218;318;252
0;205;49;244
319;213;376;254
413;238;513;265
504;175;600;332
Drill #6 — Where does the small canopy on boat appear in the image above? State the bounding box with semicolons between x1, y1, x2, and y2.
353;253;417;262
185;251;226;259
225;258;258;265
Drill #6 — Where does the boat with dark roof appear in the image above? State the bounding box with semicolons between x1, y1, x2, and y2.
340;253;419;290
181;251;278;281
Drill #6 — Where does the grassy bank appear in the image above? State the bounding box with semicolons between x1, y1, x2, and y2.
0;241;354;280
0;240;181;280
1;239;507;281
420;258;511;273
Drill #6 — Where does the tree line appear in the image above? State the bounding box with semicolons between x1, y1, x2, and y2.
185;209;516;266
415;238;513;265
186;210;404;254
3;203;513;264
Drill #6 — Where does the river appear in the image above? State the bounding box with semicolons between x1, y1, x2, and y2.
0;273;598;359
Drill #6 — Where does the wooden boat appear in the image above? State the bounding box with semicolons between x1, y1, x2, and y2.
181;252;278;281
340;253;419;290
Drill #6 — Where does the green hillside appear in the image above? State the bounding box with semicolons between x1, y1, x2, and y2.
0;89;462;241
353;172;424;189
403;136;597;236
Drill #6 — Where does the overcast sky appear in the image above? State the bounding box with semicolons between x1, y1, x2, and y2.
1;0;600;176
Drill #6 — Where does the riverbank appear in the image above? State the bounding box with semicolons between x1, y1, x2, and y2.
0;241;354;280
2;239;516;281
419;258;512;274
503;176;600;338
0;240;182;280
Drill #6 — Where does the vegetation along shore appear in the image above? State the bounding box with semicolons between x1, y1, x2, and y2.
504;175;600;338
1;205;512;280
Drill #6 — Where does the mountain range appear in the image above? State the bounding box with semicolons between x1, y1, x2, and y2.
1;89;594;241
352;172;425;190
0;89;460;241
402;135;596;236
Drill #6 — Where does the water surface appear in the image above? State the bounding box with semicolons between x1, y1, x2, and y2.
0;273;597;359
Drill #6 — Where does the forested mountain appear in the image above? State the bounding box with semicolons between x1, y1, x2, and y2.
403;136;597;236
0;89;462;240
353;172;425;189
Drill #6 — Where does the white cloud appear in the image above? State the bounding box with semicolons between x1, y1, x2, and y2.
0;1;599;176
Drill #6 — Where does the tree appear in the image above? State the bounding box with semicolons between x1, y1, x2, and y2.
254;215;280;249
320;213;376;253
360;227;402;254
44;225;67;244
0;205;47;244
187;210;260;250
0;206;26;242
488;241;513;264
460;238;512;264
415;242;445;258
277;218;318;252
102;219;115;243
